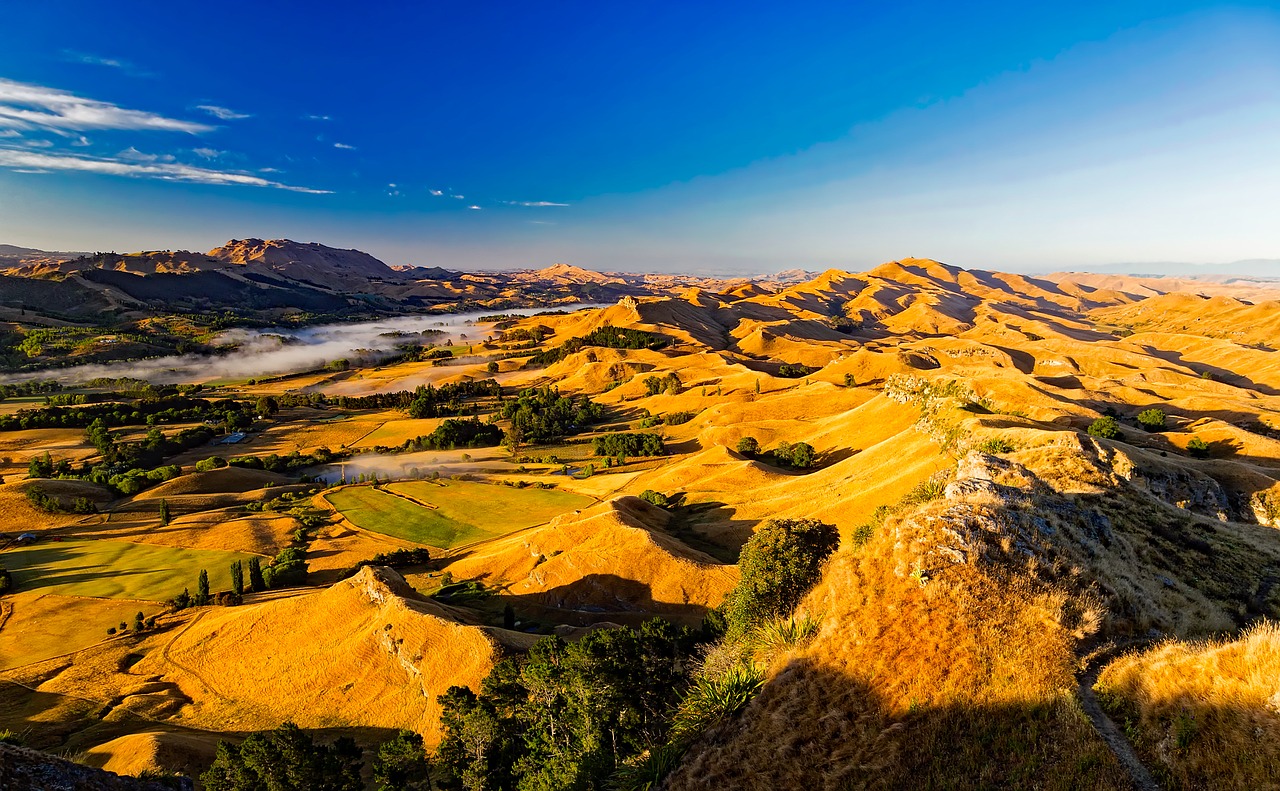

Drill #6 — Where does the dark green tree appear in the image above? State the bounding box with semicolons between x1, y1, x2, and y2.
201;722;363;791
133;611;145;633
248;556;266;593
1137;408;1166;432
736;436;760;456
1088;415;1122;440
196;569;210;606
372;730;430;791
230;560;244;596
725;518;839;639
159;498;170;526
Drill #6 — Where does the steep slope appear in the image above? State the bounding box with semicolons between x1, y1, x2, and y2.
135;566;534;742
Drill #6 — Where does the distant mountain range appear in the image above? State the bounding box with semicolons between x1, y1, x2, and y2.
1045;260;1280;280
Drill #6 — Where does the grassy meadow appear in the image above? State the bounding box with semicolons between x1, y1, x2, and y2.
2;539;257;601
326;479;592;549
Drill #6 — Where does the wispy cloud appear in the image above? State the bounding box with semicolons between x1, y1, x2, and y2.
334;142;356;150
193;147;225;159
196;104;250;121
502;199;569;207
0;78;212;134
305;114;332;121
62;50;151;77
23;139;54;148
0;148;331;193
429;188;444;196
467;204;482;210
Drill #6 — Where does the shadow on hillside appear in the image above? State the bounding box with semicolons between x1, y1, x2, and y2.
1136;346;1280;396
673;501;755;562
491;573;716;629
0;676;408;780
667;657;1144;791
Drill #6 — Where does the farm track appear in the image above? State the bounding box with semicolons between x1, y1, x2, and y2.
1075;639;1162;791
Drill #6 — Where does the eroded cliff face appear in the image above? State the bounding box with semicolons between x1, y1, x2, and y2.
0;742;192;791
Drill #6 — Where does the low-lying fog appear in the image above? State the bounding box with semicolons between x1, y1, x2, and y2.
16;304;603;386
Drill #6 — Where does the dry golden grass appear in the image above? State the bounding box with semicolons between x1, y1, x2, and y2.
1095;622;1280;790
667;486;1128;790
137;567;534;743
0;592;162;670
443;497;736;624
0;478;112;530
82;729;220;779
355;417;445;447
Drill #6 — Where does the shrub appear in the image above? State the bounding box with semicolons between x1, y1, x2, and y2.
263;546;309;589
976;438;1015;454
195;456;228;472
1138;408;1167;432
724;518;839;639
777;363;817;378
639;489;670;508
1088;416;1122;440
1187;436;1210;458
735;436;760;456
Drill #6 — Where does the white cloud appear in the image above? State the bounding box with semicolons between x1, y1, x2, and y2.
306;114;332;121
193;147;225;159
259;166;282;173
501;200;570;207
118;146;176;163
0;79;211;134
0;130;19;138
23;139;54;148
62;51;150;76
0;148;331;193
467;205;482;210
388;183;397;188
334;142;356;150
70;53;124;69
71;135;91;146
429;188;444;196
196;104;250;120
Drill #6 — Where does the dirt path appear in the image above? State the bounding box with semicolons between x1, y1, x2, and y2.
1076;641;1162;791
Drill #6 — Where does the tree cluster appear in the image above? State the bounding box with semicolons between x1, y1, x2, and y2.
436;619;700;790
592;432;665;458
396;417;504;451
527;325;668;366
500;387;604;444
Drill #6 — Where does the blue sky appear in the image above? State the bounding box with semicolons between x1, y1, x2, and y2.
1;2;1278;274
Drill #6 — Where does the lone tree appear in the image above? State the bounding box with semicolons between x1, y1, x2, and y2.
1187;436;1210;458
1138;408;1167;432
487;361;499;374
1088;415;1122;440
159;498;170;526
248;557;266;592
195;569;210;606
736;436;760;456
230;560;244;596
725;517;840;639
132;611;145;633
255;395;279;417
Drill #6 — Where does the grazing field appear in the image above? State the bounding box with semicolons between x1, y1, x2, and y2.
326;480;593;549
1;539;257;601
0;592;162;670
357;417;445;446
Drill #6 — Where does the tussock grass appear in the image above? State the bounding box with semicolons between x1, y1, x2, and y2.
1095;621;1280;790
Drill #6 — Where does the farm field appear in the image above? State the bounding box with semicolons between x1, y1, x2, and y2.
356;417;444;446
326;480;593;549
1;539;257;601
0;592;162;670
